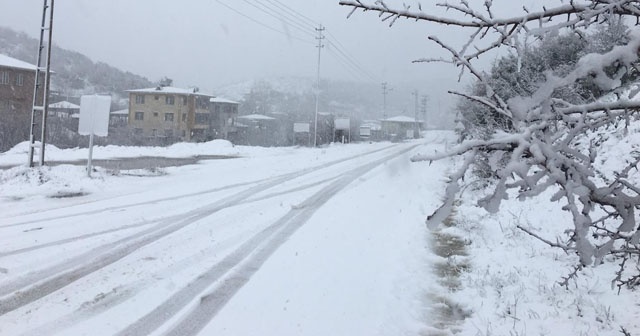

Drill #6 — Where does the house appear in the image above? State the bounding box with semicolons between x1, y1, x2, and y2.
0;54;40;151
48;100;80;118
127;86;214;142
380;115;423;140
210;97;239;140
109;109;129;128
236;114;277;146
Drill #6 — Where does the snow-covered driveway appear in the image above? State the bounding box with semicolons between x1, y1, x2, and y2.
0;136;451;335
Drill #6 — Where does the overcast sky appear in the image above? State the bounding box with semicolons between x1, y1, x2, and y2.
0;0;547;113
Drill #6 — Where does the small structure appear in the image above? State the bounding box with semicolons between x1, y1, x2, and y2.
210;97;239;140
381;115;423;140
109;109;129;128
48;100;80;118
237;114;277;146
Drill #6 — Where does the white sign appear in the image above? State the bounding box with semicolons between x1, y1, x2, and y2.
79;95;111;136
359;126;371;137
335;118;350;131
294;122;310;133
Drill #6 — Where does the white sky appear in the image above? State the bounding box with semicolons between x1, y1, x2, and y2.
0;0;548;113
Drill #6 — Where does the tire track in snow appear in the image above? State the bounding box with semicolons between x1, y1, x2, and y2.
0;145;398;316
1;145;394;229
117;144;418;336
0;176;338;258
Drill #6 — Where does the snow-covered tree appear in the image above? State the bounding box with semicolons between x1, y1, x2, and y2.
340;0;640;290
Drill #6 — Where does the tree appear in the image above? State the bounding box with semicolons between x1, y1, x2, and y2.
340;0;640;290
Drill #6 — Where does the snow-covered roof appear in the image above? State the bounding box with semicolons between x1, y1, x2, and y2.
127;86;214;97
110;109;129;115
0;54;38;71
210;97;239;104
238;114;276;121
49;101;80;109
382;115;422;123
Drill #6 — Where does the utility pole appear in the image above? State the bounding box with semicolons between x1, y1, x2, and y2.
28;0;55;167
313;24;325;147
421;95;429;130
381;82;390;120
412;90;419;138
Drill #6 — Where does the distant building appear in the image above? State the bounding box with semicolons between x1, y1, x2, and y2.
48;100;80;118
210;97;239;140
109;108;129;128
127;86;214;142
381;115;423;140
0;54;39;151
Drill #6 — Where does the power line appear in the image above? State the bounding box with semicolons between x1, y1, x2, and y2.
263;0;320;27
242;0;316;38
259;0;318;33
326;40;377;83
214;0;313;44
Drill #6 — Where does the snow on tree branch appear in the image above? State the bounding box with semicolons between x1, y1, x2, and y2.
341;0;640;289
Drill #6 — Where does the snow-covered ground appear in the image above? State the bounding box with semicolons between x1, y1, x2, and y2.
1;130;638;335
0;133;452;335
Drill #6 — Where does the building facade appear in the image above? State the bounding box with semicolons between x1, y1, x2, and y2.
210;97;239;140
0;54;38;151
127;86;214;142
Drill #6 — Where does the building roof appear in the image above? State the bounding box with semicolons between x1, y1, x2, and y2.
382;115;423;123
127;86;214;97
210;97;239;104
110;109;129;115
238;114;276;121
0;54;38;71
49;101;80;109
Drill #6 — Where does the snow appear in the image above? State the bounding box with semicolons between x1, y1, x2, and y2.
110;109;128;115
0;130;638;335
0;134;452;335
49;101;80;109
237;114;276;121
0;140;239;167
0;54;37;71
126;86;214;97
382;115;423;123
210;97;239;104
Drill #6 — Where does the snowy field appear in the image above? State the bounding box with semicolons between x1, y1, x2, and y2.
1;131;638;335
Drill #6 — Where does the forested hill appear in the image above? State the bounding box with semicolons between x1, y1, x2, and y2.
0;26;153;105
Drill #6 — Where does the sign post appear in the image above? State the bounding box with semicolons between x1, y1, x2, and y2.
78;95;111;177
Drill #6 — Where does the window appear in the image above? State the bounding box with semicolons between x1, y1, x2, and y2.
0;71;9;85
135;95;145;104
152;129;157;137
182;113;186;122
154;95;159;100
165;95;175;105
153;112;159;117
182;97;187;105
164;113;174;122
16;74;24;86
134;112;144;120
195;113;209;124
165;129;173;137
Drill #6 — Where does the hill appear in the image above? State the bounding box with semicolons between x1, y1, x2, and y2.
0;26;154;107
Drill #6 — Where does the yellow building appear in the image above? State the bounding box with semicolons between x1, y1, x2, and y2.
127;86;214;141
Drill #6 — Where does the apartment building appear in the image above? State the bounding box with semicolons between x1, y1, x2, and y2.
127;86;214;141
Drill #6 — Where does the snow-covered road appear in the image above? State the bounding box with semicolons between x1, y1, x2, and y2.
0;136;452;335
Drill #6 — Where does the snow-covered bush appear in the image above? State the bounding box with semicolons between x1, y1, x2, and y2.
341;0;640;290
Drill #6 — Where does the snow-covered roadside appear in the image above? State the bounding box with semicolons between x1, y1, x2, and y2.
439;122;640;335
